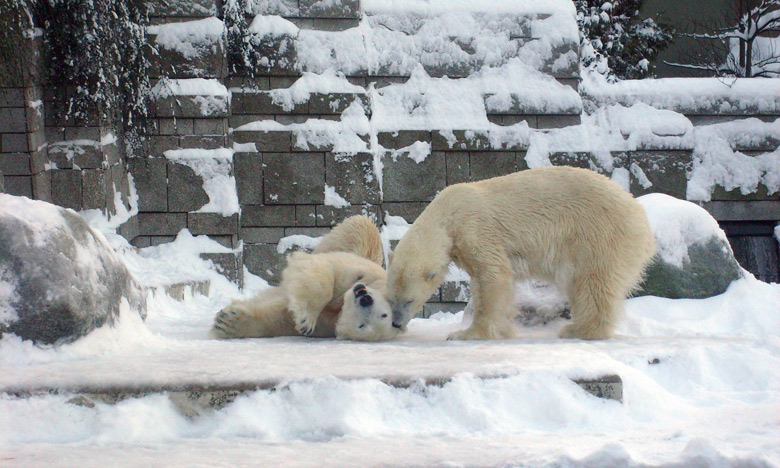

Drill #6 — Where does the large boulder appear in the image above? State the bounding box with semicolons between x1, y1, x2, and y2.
636;193;743;299
0;195;147;344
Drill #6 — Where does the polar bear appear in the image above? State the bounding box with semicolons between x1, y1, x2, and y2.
386;166;656;341
212;216;398;341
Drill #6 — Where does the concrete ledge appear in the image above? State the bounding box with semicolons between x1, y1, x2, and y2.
5;374;623;414
702;200;780;222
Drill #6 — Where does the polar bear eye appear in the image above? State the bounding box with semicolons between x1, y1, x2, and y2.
381;314;388;318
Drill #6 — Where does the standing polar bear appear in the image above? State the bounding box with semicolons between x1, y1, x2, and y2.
212;216;398;341
386;166;656;341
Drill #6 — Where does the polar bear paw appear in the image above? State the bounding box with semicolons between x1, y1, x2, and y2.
212;304;248;339
446;321;516;341
290;306;319;336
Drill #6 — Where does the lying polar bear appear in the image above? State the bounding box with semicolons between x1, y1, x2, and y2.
212;216;399;341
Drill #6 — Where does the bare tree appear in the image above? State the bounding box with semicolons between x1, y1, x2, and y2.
668;0;780;77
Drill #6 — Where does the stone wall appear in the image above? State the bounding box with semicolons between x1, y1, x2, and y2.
1;0;778;303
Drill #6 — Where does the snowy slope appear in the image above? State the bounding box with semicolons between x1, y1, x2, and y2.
2;210;780;467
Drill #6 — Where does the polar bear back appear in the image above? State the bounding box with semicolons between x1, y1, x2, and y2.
422;166;655;280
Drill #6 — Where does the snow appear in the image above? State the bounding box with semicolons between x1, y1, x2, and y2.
151;78;229;98
267;70;363;112
247;14;299;37
582;73;780;114
164;148;240;216
371;61;581;131
362;0;576;15
2;195;780;467
637;194;729;268
324;185;350;208
148;17;224;59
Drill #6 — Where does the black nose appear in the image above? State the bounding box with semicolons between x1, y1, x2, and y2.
359;295;373;307
353;283;367;296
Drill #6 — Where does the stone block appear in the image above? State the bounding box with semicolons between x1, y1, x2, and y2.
45;126;65;143
441;280;471;302
147;135;180;155
0;88;24;107
200;252;243;286
234;152;264;205
537;114;582;129
188;213;239;235
64;126;100;141
487;114;537;127
702;201;780;222
129;158;168;212
382;150;446;202
150;236;177;246
232;92;308;115
192;118;227;135
382;202;428;223
3;175;32;198
159;118;194;136
316;204;381;227
248;34;298;77
130;236;151;248
377;130;431;150
208;235;239;249
72;145;105;170
284;227;330;237
0;107;27;133
51;170;82;210
138;212;187;236
291;129;368;152
422;302;467;318
263;152;325;204
433;130;528;152
2;133;28;153
32;170;52;202
240;227;286;244
300;0;360;18
82;169;107;210
153;94;229;118
629;151;692;199
147;0;216;17
167;161;209;212
308;93;368;115
148;32;225;79
293;18;361;31
0;153;31;175
548;152;620;175
296;204;318;226
243;243;286;284
241;204;296;227
233;130;291;152
325;152;380;204
180;135;225;149
470;152;518;181
573;375;623;402
445;151;469;185
245;0;299;16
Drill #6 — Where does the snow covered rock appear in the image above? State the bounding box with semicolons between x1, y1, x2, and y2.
0;195;147;345
636;194;743;299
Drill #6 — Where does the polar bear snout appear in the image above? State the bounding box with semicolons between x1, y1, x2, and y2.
359;294;373;307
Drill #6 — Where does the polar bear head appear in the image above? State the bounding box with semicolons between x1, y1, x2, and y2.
386;231;451;330
336;282;399;342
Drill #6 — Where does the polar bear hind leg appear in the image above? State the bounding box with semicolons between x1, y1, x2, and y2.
212;288;295;338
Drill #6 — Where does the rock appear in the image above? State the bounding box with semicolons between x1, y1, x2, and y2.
0;195;147;344
636;194;743;299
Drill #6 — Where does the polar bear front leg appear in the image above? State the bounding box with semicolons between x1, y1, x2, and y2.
285;280;335;336
447;266;517;341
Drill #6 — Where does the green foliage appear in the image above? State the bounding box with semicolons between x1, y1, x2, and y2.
0;0;34;85
35;0;151;151
576;0;672;81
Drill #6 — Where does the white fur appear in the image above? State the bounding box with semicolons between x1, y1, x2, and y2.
386;166;656;341
212;216;398;341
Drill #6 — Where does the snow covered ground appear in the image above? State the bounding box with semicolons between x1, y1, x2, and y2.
2;208;780;468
